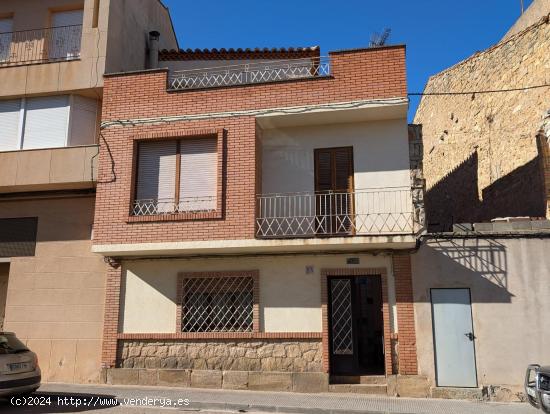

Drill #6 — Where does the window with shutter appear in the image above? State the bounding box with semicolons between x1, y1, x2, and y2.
0;99;21;151
135;140;177;215
133;137;219;216
0;95;99;153
179;138;217;212
22;96;70;150
69;96;98;146
50;10;83;60
0;18;13;62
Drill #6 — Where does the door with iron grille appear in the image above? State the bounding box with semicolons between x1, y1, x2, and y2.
328;275;385;375
314;147;354;236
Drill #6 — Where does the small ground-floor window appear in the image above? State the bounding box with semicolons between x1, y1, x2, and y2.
177;271;259;333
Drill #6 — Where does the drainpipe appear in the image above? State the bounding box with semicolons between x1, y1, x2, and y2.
148;31;160;69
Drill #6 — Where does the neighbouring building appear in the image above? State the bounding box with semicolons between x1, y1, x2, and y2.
0;0;177;383
414;1;550;231
412;223;550;401
93;44;431;395
410;0;550;401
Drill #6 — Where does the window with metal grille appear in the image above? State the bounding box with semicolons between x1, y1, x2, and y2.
0;218;38;258
178;272;258;333
134;137;218;216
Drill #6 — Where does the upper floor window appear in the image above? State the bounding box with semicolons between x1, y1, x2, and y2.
50;10;84;60
0;18;13;62
133;138;218;216
0;10;83;67
0;95;99;152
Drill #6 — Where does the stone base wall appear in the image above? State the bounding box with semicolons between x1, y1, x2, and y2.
118;339;323;373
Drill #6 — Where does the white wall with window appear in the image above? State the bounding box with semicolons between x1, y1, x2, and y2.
0;95;98;152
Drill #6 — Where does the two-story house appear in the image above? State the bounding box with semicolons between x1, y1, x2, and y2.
0;0;177;383
93;43;428;394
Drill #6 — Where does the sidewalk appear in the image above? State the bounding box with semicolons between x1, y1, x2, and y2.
30;383;534;414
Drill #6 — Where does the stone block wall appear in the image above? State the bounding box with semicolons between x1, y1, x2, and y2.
414;16;550;230
118;340;323;373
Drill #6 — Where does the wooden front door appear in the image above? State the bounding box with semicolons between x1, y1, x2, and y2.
314;147;354;235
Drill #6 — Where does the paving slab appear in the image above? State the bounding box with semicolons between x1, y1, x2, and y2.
6;382;534;414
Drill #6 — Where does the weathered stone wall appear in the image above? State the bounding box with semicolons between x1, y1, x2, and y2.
118;340;323;373
414;16;550;231
409;124;426;232
503;0;550;40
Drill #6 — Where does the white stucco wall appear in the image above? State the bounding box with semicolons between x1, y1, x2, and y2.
412;237;550;388
121;254;396;334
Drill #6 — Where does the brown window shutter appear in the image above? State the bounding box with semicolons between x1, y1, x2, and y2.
315;147;354;192
315;149;333;192
135;140;177;205
179;137;217;212
334;147;353;192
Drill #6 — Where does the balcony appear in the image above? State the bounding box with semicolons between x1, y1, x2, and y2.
0;145;98;193
132;196;217;216
169;57;331;91
256;188;416;239
0;25;82;67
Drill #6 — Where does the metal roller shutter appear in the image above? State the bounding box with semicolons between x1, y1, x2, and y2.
0;99;21;151
136;140;177;213
179;138;217;212
22;96;70;150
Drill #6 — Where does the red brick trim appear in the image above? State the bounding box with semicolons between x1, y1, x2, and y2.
127;128;226;223
176;270;260;334
320;268;393;376
101;261;123;368
393;254;418;375
117;332;322;340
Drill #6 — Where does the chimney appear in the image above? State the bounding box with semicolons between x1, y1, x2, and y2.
148;31;160;69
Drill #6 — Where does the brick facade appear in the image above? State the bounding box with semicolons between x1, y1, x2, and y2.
97;45;418;378
102;261;123;368
393;254;418;375
94;46;407;246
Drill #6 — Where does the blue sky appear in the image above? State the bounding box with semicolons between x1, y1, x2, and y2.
162;0;532;120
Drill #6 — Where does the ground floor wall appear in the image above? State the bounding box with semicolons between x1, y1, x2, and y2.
0;195;107;384
119;339;323;372
102;253;419;380
412;237;550;398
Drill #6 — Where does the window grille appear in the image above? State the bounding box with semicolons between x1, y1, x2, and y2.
179;274;256;332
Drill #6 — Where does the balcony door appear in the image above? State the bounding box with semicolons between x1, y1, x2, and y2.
0;18;13;62
314;147;354;235
50;10;83;60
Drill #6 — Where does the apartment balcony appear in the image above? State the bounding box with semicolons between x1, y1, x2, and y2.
0;25;82;67
168;57;331;91
256;188;417;239
0;145;98;193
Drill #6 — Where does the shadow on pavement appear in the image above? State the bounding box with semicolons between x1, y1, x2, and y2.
0;391;119;413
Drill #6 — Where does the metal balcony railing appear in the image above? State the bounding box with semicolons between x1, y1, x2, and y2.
256;188;415;238
0;25;82;67
169;57;331;90
132;196;217;216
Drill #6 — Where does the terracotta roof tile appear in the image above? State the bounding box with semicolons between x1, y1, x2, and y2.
159;46;321;61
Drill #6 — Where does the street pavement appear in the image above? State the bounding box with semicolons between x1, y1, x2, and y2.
0;382;538;414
